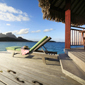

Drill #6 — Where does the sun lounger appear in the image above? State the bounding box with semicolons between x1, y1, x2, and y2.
6;36;58;64
6;36;48;56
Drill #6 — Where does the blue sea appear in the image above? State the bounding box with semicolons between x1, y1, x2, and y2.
0;42;83;54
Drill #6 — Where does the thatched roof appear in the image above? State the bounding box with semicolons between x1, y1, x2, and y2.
38;0;85;26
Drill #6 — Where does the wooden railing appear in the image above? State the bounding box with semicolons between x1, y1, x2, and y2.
71;29;83;45
70;26;85;46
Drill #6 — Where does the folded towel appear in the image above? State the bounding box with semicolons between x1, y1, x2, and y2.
21;48;29;55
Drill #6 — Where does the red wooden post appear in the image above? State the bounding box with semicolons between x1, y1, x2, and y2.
65;0;71;49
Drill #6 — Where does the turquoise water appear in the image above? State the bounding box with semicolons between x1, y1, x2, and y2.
0;42;83;54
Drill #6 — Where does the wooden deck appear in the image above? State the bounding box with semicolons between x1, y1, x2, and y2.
0;51;81;85
65;48;85;72
59;54;85;85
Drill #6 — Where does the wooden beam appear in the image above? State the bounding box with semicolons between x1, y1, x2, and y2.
79;7;85;15
72;0;80;12
51;0;57;6
57;0;64;8
63;0;74;11
65;0;71;49
50;0;65;12
50;6;65;12
72;0;83;13
71;29;82;31
71;0;79;11
76;0;84;14
71;0;75;5
71;25;85;29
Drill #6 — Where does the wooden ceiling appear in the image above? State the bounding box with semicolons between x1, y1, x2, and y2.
50;0;85;16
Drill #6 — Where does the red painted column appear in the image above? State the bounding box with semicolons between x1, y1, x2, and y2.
65;0;71;49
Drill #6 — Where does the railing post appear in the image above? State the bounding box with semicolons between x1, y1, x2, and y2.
65;0;71;49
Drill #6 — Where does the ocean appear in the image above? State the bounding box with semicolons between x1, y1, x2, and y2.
0;42;83;54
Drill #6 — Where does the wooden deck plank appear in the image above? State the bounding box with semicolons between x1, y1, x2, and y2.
59;54;85;85
0;65;41;85
0;56;64;85
4;51;60;70
69;52;85;72
65;48;85;62
70;52;85;62
15;55;61;71
0;82;5;85
0;66;32;85
65;48;85;72
0;52;81;85
0;54;60;84
0;54;61;73
0;74;19;85
0;65;58;85
1;53;61;73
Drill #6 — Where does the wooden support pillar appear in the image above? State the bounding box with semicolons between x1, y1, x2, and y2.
65;0;71;49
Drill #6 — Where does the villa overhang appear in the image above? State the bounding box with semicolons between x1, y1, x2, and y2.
38;0;85;26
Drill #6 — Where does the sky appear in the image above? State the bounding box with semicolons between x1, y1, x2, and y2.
0;0;84;42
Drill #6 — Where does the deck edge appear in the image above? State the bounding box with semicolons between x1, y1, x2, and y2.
68;52;85;72
59;54;85;85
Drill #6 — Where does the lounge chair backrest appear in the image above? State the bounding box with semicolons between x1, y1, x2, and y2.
34;37;51;51
29;36;48;52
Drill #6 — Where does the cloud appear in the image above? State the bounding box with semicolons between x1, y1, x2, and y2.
17;29;29;34
3;29;41;35
44;28;53;32
31;30;41;33
12;30;18;34
0;3;30;21
13;29;29;35
6;23;10;26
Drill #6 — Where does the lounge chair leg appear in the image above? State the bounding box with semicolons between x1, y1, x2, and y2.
12;52;15;57
42;57;46;64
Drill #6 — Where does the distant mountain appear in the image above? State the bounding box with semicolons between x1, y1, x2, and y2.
17;37;33;42
0;37;19;41
0;33;33;42
49;40;56;42
0;33;56;42
6;32;17;38
0;33;7;37
0;36;33;42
